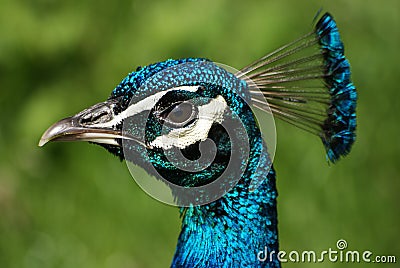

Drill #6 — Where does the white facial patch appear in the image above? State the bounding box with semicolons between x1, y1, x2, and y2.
150;95;228;150
92;86;201;129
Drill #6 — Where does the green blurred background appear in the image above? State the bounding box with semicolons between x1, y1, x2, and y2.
0;0;399;267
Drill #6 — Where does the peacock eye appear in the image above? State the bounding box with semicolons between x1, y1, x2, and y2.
158;101;197;127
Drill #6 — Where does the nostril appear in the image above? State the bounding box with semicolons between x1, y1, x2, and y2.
80;109;112;126
91;111;109;123
80;114;93;125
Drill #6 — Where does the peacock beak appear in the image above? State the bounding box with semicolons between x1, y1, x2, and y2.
38;100;147;148
38;116;123;147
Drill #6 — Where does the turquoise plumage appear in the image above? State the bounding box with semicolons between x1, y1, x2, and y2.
39;13;356;267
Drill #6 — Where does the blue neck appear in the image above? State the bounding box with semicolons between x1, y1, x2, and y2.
171;138;280;268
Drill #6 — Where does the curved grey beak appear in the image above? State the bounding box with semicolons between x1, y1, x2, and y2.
39;100;150;148
39;101;125;147
38;117;123;147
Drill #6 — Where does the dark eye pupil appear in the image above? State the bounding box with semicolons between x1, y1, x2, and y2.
168;103;192;124
172;108;183;118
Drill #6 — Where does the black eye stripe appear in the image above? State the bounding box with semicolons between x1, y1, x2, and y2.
156;101;186;117
154;90;197;112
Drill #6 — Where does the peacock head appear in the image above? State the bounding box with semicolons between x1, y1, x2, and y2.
39;58;271;205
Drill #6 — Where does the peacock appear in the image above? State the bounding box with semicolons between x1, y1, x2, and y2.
39;13;356;268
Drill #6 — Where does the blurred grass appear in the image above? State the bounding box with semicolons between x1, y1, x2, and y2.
0;0;399;267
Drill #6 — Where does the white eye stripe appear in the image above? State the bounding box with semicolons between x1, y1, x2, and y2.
150;95;227;150
91;85;200;128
